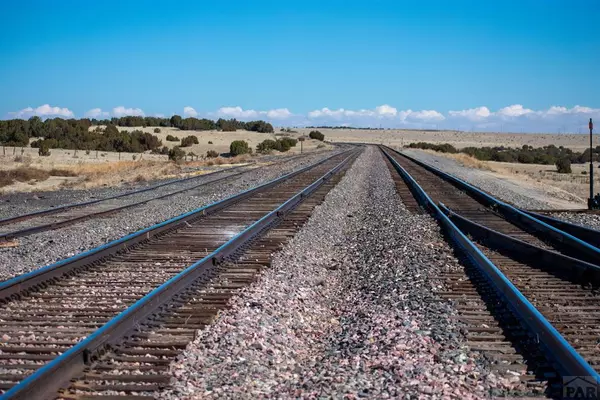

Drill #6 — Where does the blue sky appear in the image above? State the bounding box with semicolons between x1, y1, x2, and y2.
1;0;599;132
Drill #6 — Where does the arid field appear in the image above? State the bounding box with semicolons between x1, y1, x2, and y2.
306;128;597;150
0;127;332;193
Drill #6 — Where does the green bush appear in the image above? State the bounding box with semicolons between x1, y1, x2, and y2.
309;130;325;141
206;150;219;158
154;128;161;133
168;146;186;162
256;138;298;153
181;135;199;147
166;135;179;142
38;143;51;157
256;139;278;153
406;142;457;153
279;137;298;149
556;158;572;174
230;140;251;156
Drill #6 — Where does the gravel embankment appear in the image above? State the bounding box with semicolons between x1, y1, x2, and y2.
401;150;600;235
162;146;515;399
0;153;313;220
0;150;340;280
549;212;600;231
402;149;570;210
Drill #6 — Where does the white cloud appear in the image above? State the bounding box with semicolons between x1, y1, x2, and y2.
215;106;294;120
406;109;445;121
84;108;110;118
183;106;198;117
266;108;293;119
448;106;492;120
216;106;259;119
306;105;444;128
496;104;534;117
308;105;401;120
9;104;75;119
112;106;145;117
375;104;398;117
445;104;600;132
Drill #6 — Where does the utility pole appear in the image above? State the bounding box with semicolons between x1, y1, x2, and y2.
589;118;595;209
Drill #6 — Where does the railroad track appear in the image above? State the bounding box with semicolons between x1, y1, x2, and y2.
381;146;600;397
0;148;360;399
0;152;320;241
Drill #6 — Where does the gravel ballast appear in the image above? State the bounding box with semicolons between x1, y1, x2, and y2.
402;149;600;234
162;146;513;399
0;150;340;280
547;212;600;231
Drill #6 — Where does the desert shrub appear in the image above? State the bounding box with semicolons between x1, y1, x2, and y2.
256;137;298;153
317;143;326;149
154;128;161;133
208;141;213;144
556;158;572;174
206;150;219;158
132;154;137;160
152;146;170;155
406;142;457;154
166;135;179;142
230;140;251;156
309;130;325;141
256;139;278;153
0;167;51;187
181;135;199;147
279;137;297;149
168;146;186;162
38;143;51;157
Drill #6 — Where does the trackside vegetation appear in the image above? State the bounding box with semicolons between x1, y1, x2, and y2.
406;142;597;171
0;116;275;151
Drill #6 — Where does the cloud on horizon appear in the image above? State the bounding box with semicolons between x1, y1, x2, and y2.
6;103;600;133
9;104;75;119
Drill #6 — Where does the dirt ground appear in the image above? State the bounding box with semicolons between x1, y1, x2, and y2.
303;128;597;151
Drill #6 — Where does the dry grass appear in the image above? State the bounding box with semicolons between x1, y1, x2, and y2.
0;152;257;192
70;160;181;188
0;167;50;188
417;149;494;171
449;153;495;171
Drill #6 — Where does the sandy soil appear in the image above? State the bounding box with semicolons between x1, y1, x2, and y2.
297;128;597;151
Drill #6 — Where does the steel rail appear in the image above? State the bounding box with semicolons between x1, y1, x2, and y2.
0;163;250;228
0;150;348;301
0;166;253;241
440;203;600;285
381;146;600;382
384;146;600;264
1;149;358;400
522;209;600;247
